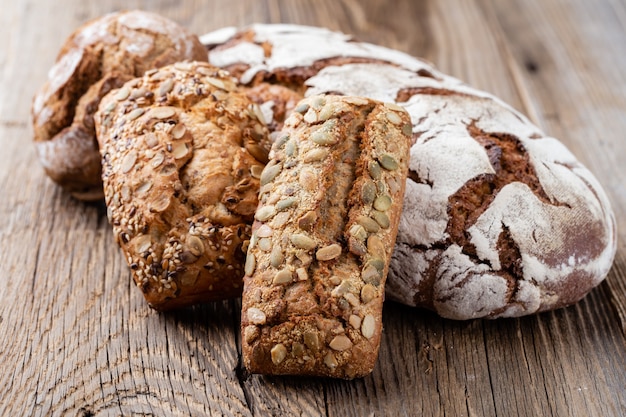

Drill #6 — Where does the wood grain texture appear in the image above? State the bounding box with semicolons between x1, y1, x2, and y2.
0;0;625;416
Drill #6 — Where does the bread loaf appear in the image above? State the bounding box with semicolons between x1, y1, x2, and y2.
95;61;270;311
32;10;207;200
241;95;412;378
203;24;617;319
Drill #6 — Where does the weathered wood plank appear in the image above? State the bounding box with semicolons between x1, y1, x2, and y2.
478;0;626;334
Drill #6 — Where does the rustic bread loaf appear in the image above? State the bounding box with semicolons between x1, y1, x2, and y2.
241;95;412;378
95;61;271;311
203;24;617;319
32;10;207;201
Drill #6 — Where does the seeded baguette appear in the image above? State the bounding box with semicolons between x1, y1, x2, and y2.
95;61;270;311
241;95;412;378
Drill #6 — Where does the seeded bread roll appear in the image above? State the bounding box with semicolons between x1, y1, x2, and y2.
95;61;270;311
32;10;208;201
241;95;412;378
203;24;617;319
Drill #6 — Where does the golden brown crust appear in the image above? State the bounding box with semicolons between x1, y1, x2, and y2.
95;61;270;311
241;95;411;378
32;10;208;200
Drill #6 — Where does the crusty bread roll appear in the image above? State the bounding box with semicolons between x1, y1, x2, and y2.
32;10;208;201
95;61;271;311
203;24;617;319
241;95;412;378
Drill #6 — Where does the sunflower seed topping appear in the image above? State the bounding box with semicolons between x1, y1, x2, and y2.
361;314;376;339
121;151;137;173
149;106;176;119
303;147;330;162
362;264;382;286
270;246;284;268
115;87;130;101
367;235;385;258
187;235;204;257
324;352;338;369
276;197;298;211
361;284;377;304
159;78;174;96
349;314;362;329
304;331;320;352
329;335;352;351
255;205;277;222
256;224;273;238
385;111;403;125
170;123;186;139
247;307;265;325
258;238;272;252
294;103;310;114
273;269;293;284
244;253;256;276
290;233;316;250
127;108;145;120
316;244;342;261
260;163;282;186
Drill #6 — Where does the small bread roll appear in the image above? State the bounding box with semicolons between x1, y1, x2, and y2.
95;62;270;311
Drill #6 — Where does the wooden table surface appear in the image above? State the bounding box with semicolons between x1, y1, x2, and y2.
1;0;625;416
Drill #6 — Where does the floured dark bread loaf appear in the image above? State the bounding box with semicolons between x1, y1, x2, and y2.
32;10;207;200
203;24;617;319
95;61;270;311
241;95;411;378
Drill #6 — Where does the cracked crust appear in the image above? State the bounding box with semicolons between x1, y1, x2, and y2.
94;61;270;311
32;10;207;200
203;24;617;319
